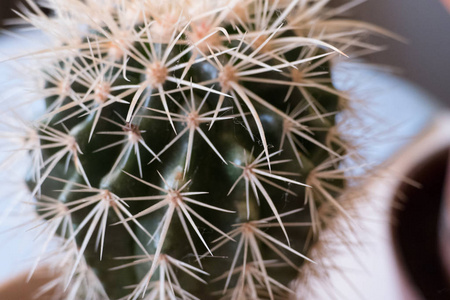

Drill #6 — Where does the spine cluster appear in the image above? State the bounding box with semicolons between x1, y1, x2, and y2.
0;0;392;299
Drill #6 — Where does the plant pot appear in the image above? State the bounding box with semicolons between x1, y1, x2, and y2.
387;113;450;299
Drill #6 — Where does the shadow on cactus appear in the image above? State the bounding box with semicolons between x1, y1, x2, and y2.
4;0;395;299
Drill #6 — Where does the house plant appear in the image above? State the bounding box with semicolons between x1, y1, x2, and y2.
0;0;398;299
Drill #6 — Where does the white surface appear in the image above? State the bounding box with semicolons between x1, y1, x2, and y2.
0;31;49;283
0;32;442;298
313;60;440;300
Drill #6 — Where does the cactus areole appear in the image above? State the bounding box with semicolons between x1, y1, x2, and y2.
13;0;386;299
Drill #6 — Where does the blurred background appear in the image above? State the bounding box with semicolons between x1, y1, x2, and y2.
350;0;450;106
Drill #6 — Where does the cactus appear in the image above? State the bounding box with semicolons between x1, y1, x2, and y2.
1;0;393;299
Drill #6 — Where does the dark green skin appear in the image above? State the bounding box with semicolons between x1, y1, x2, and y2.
29;34;343;299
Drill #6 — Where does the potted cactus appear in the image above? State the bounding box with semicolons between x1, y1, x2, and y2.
0;0;396;299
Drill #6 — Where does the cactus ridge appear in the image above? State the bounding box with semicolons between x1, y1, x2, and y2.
0;0;390;299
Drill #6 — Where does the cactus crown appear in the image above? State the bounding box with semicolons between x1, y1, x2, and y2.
1;0;390;299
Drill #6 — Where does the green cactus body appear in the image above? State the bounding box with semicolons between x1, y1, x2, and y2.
6;0;388;299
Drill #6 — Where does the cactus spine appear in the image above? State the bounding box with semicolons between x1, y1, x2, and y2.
1;0;391;299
